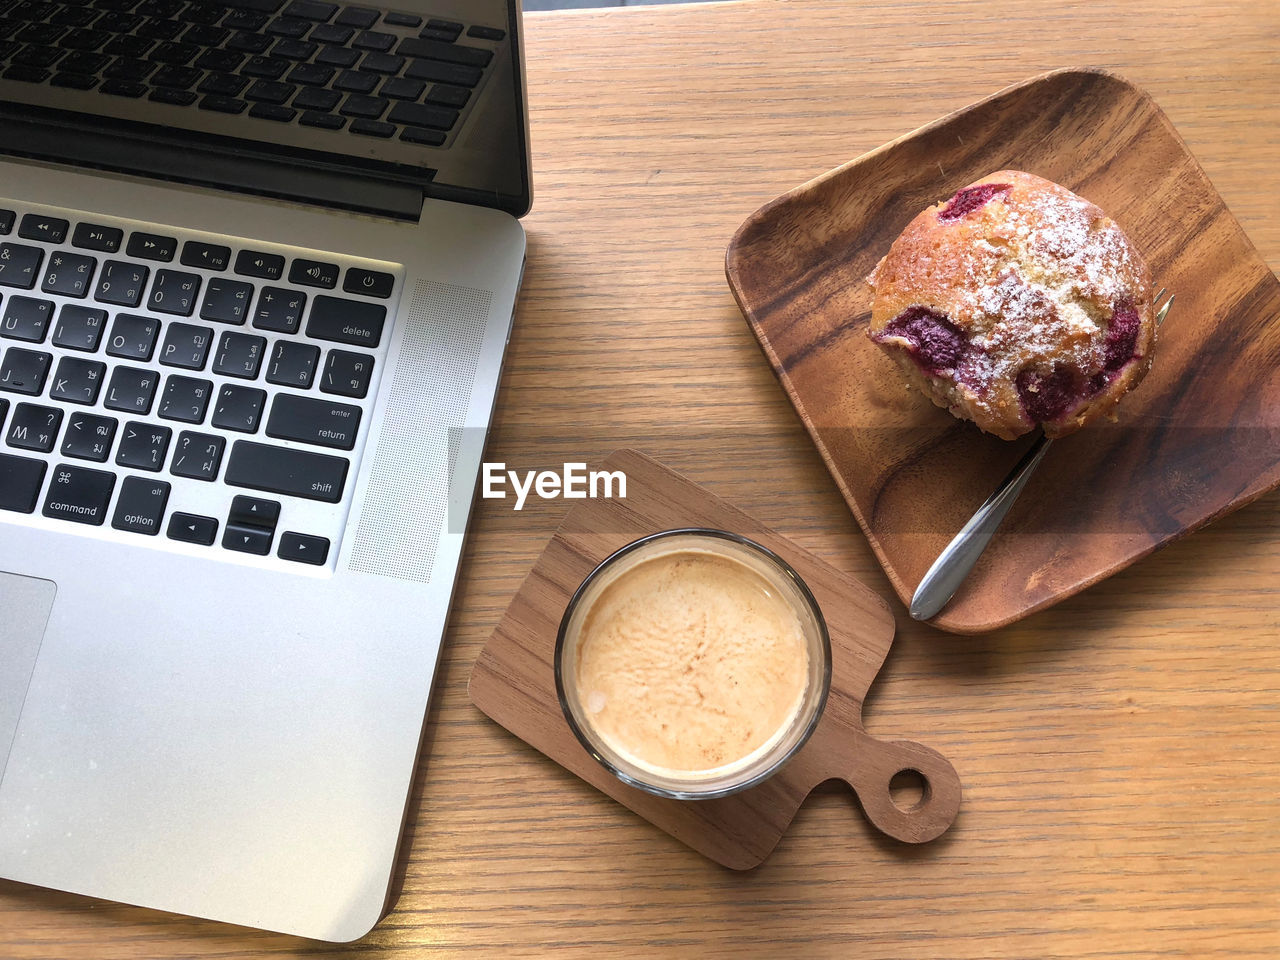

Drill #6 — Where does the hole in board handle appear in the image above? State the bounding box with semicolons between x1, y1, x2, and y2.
889;768;930;813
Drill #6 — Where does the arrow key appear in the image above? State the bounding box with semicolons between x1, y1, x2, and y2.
278;531;329;565
223;522;273;555
167;511;218;545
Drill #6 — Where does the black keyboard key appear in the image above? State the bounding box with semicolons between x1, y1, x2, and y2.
424;19;462;39
249;102;296;122
72;223;123;253
159;321;213;369
245;78;295;103
467;24;505;42
222;8;270;29
103;365;160;414
16;23;66;46
148;268;201;316
212;330;265;378
285;61;333;86
343;267;394;298
180;241;231;271
266;392;359;449
103;35;153;58
240;53;288;78
306;293;385;345
110;475;170;535
399;126;444;147
59;52;110;74
195;48;245;73
278;530;328;564
234;249;284;280
386;99;456;131
104;57;156;81
282;0;335;20
49;356;106;405
252;286;306;332
0;347;51;395
264;15;310;38
380;75;422;100
150;40;198;65
52;305;107;352
95;260;149;307
127;231;177;262
397;36;491;68
352;30;393;52
333;69;377;94
199;276;254;323
0;243;44;289
320;348;373;398
314;44;358;68
0;397;7;428
1;296;54;342
425;83;470;108
0;452;46;514
59;28;108;50
223;522;272;554
105;313;160;360
299;110;344;129
13;44;66;69
350;119;393;138
136;17;184;41
18;214;69;244
42;462;115;525
226;30;273;53
39;251;97;298
334;6;376;28
5;402;62;452
211;382;265;432
339;93;386;118
50;72;100;90
198;71;249;96
384;11;418;27
289;258;337;289
359;51;402;74
199;94;248;114
167;510;218;544
151;64;201;88
292;85;340;110
265;339;319;388
229;494;280;529
224;0;284;15
1;65;51;84
149;87;198;105
100;78;147;98
271;37;315;60
403;58;479;88
0;211;13;236
116;421;171;471
418;27;458;43
170;429;224;480
158;374;212;423
60;411;117;461
183;22;230;44
225;439;347;502
309;22;352;44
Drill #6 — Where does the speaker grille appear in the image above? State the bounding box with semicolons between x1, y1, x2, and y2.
347;279;491;582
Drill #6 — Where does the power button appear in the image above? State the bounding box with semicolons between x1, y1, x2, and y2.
343;268;395;299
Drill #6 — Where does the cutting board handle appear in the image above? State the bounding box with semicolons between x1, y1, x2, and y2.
842;730;961;844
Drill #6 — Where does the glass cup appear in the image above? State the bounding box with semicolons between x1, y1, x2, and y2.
554;528;831;799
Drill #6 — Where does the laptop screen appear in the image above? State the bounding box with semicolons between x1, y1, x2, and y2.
0;0;531;216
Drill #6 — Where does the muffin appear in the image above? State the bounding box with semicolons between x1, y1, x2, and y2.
866;170;1154;440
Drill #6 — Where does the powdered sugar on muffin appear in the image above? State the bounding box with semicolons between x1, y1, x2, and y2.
866;170;1154;440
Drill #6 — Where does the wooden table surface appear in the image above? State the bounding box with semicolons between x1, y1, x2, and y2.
4;0;1278;956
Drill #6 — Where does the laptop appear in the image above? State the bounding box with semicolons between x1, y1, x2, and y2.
0;0;529;941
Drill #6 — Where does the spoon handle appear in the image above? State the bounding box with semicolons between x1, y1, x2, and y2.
909;432;1053;621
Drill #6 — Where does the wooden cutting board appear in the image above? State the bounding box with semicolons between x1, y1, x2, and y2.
468;450;960;869
725;68;1280;633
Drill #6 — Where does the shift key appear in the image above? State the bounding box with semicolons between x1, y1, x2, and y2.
267;394;361;450
225;440;348;503
306;295;386;348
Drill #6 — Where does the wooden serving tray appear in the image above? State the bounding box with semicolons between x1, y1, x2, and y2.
469;450;960;869
725;68;1280;633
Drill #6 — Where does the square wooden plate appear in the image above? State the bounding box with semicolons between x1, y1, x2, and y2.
725;68;1280;633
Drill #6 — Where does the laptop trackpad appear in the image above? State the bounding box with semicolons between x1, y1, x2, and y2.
0;572;55;776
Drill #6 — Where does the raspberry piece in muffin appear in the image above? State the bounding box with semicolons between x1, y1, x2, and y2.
866;170;1155;440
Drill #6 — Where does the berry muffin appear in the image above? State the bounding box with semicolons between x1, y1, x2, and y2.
866;170;1154;440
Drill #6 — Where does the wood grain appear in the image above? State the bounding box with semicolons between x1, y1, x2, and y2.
468;449;961;865
2;1;1278;957
726;67;1280;633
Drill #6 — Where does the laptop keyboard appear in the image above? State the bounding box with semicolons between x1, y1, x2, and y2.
0;0;507;146
0;199;400;569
